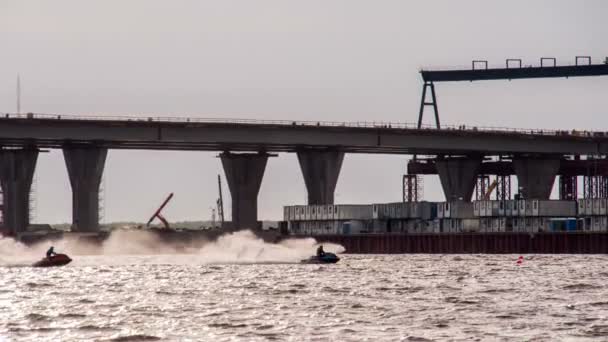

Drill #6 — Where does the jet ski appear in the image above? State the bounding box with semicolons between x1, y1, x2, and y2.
301;252;340;264
32;254;72;267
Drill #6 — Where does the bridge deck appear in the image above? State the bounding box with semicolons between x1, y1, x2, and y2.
0;113;606;155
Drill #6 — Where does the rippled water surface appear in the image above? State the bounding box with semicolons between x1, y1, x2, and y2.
2;254;608;341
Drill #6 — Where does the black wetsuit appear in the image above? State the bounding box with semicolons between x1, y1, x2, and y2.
317;246;325;257
46;247;56;258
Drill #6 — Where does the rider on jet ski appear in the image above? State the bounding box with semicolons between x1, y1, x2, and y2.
316;245;325;257
46;246;57;258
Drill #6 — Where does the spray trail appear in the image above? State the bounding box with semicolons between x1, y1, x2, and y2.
0;230;344;266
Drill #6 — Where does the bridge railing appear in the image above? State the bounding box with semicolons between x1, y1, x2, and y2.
0;112;601;138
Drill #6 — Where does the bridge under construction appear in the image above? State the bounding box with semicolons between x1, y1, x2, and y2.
1;56;608;252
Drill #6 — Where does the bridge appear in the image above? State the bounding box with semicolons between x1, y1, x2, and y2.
1;112;608;236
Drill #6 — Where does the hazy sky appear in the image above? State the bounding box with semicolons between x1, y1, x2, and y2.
1;1;608;224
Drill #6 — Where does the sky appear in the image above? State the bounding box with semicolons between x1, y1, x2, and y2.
1;1;608;224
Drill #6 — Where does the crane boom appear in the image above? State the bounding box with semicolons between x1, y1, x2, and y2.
147;193;174;229
484;180;498;200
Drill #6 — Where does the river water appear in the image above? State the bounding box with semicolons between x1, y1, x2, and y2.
1;231;608;341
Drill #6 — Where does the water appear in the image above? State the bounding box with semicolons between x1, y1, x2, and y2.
1;232;608;341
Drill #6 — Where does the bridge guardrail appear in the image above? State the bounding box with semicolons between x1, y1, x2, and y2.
0;112;600;139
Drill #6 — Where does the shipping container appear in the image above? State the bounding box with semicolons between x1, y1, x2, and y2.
498;200;506;216
473;201;480;217
518;200;526;217
510;200;519;217
585;199;593;216
577;199;586;216
529;200;577;217
601;199;608;215
592;199;600;216
498;217;507;232
525;201;533;217
491;201;500;217
461;218;480;232
336;204;374;220
479;201;491;217
446;201;474;219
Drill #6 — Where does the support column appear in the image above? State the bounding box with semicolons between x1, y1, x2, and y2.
220;152;268;230
297;150;344;205
0;149;38;235
436;157;481;201
63;147;107;232
513;157;560;200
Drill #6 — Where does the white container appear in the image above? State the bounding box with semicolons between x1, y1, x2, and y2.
498;217;507;232
578;199;586;216
600;199;607;215
518;200;526;217
402;203;411;219
531;200;577;217
593;199;601;216
490;201;500;217
480;201;488;217
525;201;533;217
483;218;489;232
508;200;517;216
498;201;506;216
451;202;474;219
514;217;523;232
311;205;321;221
443;202;451;218
473;201;480;217
336;205;373;220
593;216;602;232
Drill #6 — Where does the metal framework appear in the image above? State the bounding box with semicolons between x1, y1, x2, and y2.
475;175;490;201
583;176;608;199
417;82;440;128
417;56;608;129
495;175;511;201
402;174;422;202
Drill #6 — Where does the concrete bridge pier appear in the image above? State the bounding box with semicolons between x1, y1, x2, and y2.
220;152;269;230
436;157;482;201
0;149;38;235
63;147;107;232
513;157;560;199
297;150;344;205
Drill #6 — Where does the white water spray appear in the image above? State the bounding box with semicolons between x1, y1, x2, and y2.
0;230;344;266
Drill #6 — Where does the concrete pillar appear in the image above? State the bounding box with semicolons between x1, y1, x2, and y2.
436;157;481;201
63;147;107;232
220;152;268;230
297;150;344;205
0;149;38;235
513;157;560;199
